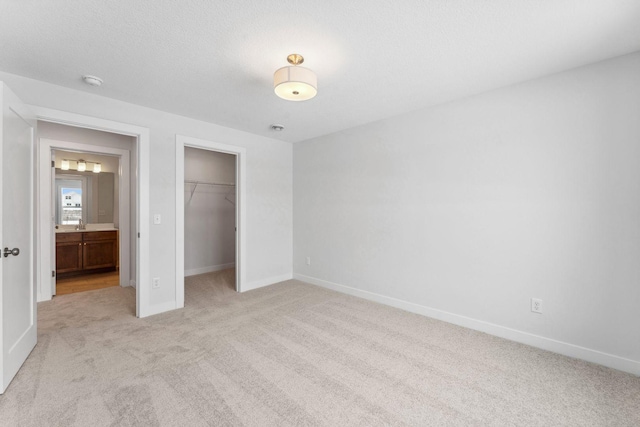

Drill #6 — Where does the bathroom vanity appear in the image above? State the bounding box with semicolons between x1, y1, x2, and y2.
56;227;118;278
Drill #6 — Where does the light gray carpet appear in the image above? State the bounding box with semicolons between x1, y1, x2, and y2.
1;269;638;426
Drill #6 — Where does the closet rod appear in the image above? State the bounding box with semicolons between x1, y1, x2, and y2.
185;180;235;186
185;180;236;204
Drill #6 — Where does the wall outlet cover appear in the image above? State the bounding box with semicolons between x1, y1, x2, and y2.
531;298;543;314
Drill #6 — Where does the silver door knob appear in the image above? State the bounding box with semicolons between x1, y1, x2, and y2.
3;247;20;257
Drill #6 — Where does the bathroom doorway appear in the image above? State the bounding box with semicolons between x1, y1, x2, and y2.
38;121;135;300
52;149;122;295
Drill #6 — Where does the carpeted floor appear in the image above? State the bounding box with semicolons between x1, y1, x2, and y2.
1;269;638;426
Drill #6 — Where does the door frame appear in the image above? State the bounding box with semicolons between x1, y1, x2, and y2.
32;106;151;318
40;139;131;296
175;135;246;307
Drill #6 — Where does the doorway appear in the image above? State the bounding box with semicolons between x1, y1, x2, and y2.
35;110;151;318
41;133;131;298
183;147;237;296
52;148;123;295
175;135;246;308
31;106;152;317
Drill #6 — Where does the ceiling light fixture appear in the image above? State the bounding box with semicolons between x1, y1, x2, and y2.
76;160;87;172
82;75;103;87
273;54;317;101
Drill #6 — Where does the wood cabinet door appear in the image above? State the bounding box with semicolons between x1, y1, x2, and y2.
56;241;83;274
82;239;117;270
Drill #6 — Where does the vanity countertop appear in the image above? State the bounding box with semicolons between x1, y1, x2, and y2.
55;223;118;233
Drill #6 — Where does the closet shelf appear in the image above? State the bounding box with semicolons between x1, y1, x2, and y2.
185;180;236;204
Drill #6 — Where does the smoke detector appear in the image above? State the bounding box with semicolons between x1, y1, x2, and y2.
82;75;103;87
270;124;285;131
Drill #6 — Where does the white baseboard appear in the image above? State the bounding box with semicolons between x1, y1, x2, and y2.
293;273;640;376
126;280;136;288
185;263;236;277
139;300;178;318
242;273;293;292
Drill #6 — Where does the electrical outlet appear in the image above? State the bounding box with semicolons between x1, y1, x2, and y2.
152;277;160;289
531;298;543;314
153;214;161;225
306;256;311;266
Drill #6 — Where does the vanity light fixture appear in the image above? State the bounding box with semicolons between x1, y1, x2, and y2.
59;159;101;173
273;54;317;101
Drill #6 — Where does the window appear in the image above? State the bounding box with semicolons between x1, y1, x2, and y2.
60;187;82;224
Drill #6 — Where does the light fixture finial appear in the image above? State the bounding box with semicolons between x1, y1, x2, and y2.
287;54;304;66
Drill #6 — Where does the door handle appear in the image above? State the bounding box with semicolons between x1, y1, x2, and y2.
3;247;20;257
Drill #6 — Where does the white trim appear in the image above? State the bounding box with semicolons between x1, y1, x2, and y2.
243;273;293;292
293;273;640;376
185;263;236;277
39;139;130;300
128;280;136;288
175;135;247;308
140;300;178;318
31;106;150;318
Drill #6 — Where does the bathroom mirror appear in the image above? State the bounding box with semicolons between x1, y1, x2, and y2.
55;170;115;225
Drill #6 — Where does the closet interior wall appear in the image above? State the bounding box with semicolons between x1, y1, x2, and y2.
183;147;236;277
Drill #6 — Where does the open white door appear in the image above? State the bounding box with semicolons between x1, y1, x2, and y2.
0;82;36;394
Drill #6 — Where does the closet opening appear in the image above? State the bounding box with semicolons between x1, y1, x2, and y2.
183;147;237;300
175;135;246;308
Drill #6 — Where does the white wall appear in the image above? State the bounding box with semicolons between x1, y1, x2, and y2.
1;71;293;314
184;147;236;275
293;52;640;374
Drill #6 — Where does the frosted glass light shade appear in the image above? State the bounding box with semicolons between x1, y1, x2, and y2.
77;160;86;172
61;159;70;170
274;66;317;101
93;163;101;173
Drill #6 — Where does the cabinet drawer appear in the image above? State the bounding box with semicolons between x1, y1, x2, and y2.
83;231;117;241
56;232;83;243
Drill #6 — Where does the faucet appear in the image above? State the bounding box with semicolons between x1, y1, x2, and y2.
76;219;86;230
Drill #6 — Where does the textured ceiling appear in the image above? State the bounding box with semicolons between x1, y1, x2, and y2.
1;1;639;142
